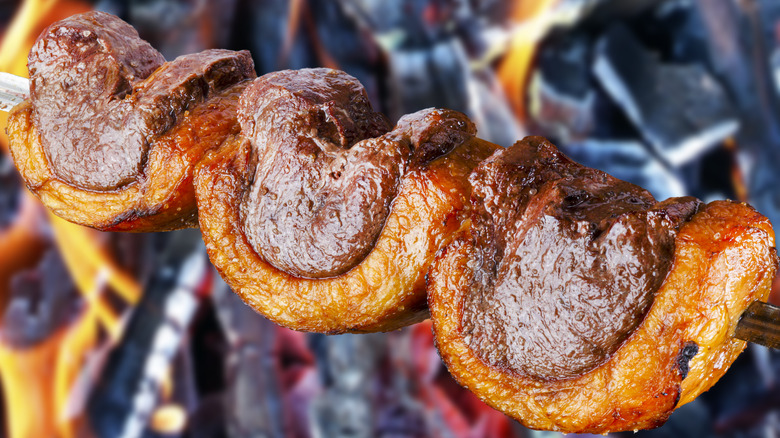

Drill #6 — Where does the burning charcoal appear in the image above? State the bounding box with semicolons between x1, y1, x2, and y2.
94;0;239;58
87;230;207;438
613;400;712;438
211;278;286;438
691;145;740;201
537;29;594;105
694;0;780;234
0;1;20;34
311;392;372;438
454;2;525;147
232;0;317;73
187;395;228;438
375;330;438;438
383;41;469;119
337;0;470;118
375;400;428;438
0;152;50;313
750;173;780;242
106;232;165;303
767;0;780;97
167;345;199;419
593;23;739;167
466;69;526;148
165;299;232;437
337;0;458;44
772;48;780;98
0;249;82;348
186;298;227;401
0;151;20;230
585;0;661;21
692;348;780;437
626;0;711;66
340;0;521;144
307;1;387;110
310;333;384;438
529;30;598;144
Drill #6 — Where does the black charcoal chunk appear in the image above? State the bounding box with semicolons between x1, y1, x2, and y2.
211;279;286;438
0;250;83;348
593;24;739;166
530;30;598;143
0;153;21;230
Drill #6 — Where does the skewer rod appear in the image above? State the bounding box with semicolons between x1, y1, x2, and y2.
0;72;29;112
1;70;779;350
735;300;780;349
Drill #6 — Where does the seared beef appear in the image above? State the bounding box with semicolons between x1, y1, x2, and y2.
239;68;403;278
462;136;701;380
239;69;478;278
28;11;254;191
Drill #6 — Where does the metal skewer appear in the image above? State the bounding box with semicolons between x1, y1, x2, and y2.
0;72;29;112
735;301;780;349
1;71;779;350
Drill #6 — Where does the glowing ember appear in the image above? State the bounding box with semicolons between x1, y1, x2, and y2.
149;404;187;435
494;0;597;124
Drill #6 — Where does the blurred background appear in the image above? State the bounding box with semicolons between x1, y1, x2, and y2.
1;0;780;437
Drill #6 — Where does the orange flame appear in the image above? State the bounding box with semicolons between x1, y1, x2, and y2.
150;404;187;435
496;0;563;123
0;2;151;438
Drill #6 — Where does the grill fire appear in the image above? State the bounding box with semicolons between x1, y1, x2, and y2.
1;1;779;437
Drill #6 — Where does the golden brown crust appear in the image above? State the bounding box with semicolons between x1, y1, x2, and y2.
428;200;778;433
195;134;499;333
6;83;247;232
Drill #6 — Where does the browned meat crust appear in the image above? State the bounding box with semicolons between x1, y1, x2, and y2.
428;139;778;434
8;82;250;232
195;77;499;331
7;11;255;231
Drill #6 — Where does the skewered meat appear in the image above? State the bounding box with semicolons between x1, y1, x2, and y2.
6;11;255;231
238;69;403;279
195;68;498;333
2;12;779;431
428;137;778;433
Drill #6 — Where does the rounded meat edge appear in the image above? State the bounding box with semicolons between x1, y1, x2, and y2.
5;83;248;232
194;133;498;333
428;200;778;433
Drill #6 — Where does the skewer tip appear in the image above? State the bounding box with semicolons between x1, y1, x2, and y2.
735;301;780;349
0;72;30;112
